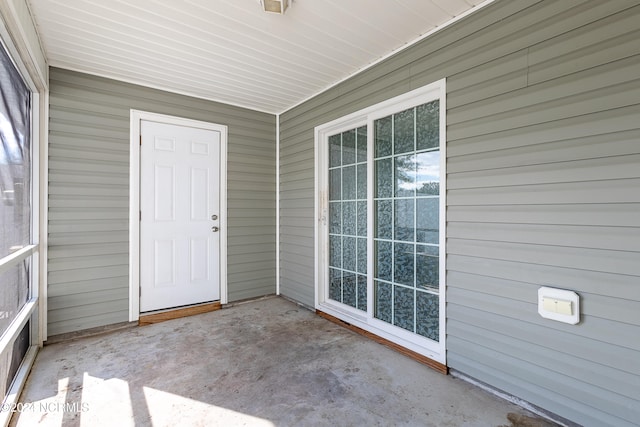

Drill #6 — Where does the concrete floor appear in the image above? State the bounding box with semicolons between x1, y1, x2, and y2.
12;297;558;427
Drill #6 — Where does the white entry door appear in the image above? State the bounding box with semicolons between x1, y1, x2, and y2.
139;120;221;312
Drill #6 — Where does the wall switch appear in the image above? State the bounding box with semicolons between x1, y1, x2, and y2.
542;297;572;315
538;287;579;324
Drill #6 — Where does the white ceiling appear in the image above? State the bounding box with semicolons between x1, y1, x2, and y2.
28;0;490;114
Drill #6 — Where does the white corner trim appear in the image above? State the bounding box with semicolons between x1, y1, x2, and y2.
128;110;229;321
276;113;280;295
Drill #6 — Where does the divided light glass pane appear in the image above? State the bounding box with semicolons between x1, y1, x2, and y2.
415;151;440;196
329;169;341;201
329;134;341;168
356;201;367;237
416;244;439;292
342;201;356;236
375;200;392;240
357;275;367;312
342;129;356;165
343;272;357;308
416;290;439;341
417;101;439;151
342;166;356;200
375;241;392;282
329;202;341;234
375;117;392;158
329;268;342;301
394;154;416;198
393;108;415;154
375;158;392;198
356;164;367;200
342;236;356;272
393;242;414;286
356;126;367;162
374;281;392;323
416;198;439;244
393;285;415;332
329;235;341;268
394;199;414;242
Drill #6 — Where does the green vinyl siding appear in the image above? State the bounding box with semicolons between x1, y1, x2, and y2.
48;67;276;336
279;1;640;426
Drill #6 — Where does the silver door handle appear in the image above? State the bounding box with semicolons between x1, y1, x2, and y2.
211;226;219;232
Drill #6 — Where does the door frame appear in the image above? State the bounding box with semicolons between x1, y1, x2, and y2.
314;80;447;364
128;110;228;321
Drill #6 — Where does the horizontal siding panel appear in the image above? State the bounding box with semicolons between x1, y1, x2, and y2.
48;160;129;175
447;203;640;227
49;172;128;187
49;134;129;152
227;244;275;257
49;209;128;221
48;288;127;310
447;129;640;174
448;254;639;302
448;319;639;399
228;268;277;283
448;303;640;377
448;55;640;125
48;266;129;284
48;197;128;209
448;222;640;252
48;232;128;246
48;254;128;272
227;261;274;275
48;310;130;337
447;104;640;155
447;351;637;427
448;238;639;276
228;287;275;302
448;178;640;205
48;243;129;259
448;79;640;140
448;154;640;189
48;301;128;324
48;278;127;297
48;220;128;234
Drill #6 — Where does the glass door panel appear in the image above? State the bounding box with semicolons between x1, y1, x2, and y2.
328;126;368;311
373;101;440;341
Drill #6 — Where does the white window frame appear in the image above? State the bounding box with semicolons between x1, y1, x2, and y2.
315;80;447;364
0;24;44;425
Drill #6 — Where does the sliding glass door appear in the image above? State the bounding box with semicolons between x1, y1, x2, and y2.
317;81;446;363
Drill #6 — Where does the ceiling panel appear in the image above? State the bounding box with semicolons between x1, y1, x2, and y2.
28;0;491;113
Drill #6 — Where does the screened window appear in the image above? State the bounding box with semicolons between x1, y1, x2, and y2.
0;38;35;404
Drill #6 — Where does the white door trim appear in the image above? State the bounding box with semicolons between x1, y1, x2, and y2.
129;110;228;321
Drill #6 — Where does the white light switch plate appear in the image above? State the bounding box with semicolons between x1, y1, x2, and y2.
538;287;580;324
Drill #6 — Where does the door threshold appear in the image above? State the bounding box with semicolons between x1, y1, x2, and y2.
139;301;221;326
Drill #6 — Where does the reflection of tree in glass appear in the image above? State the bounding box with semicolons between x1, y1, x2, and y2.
395;155;414;186
418;181;439;195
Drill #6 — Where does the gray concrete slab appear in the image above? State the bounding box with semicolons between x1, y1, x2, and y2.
12;297;558;427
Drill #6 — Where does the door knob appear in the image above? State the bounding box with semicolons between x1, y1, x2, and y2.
211;226;219;232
